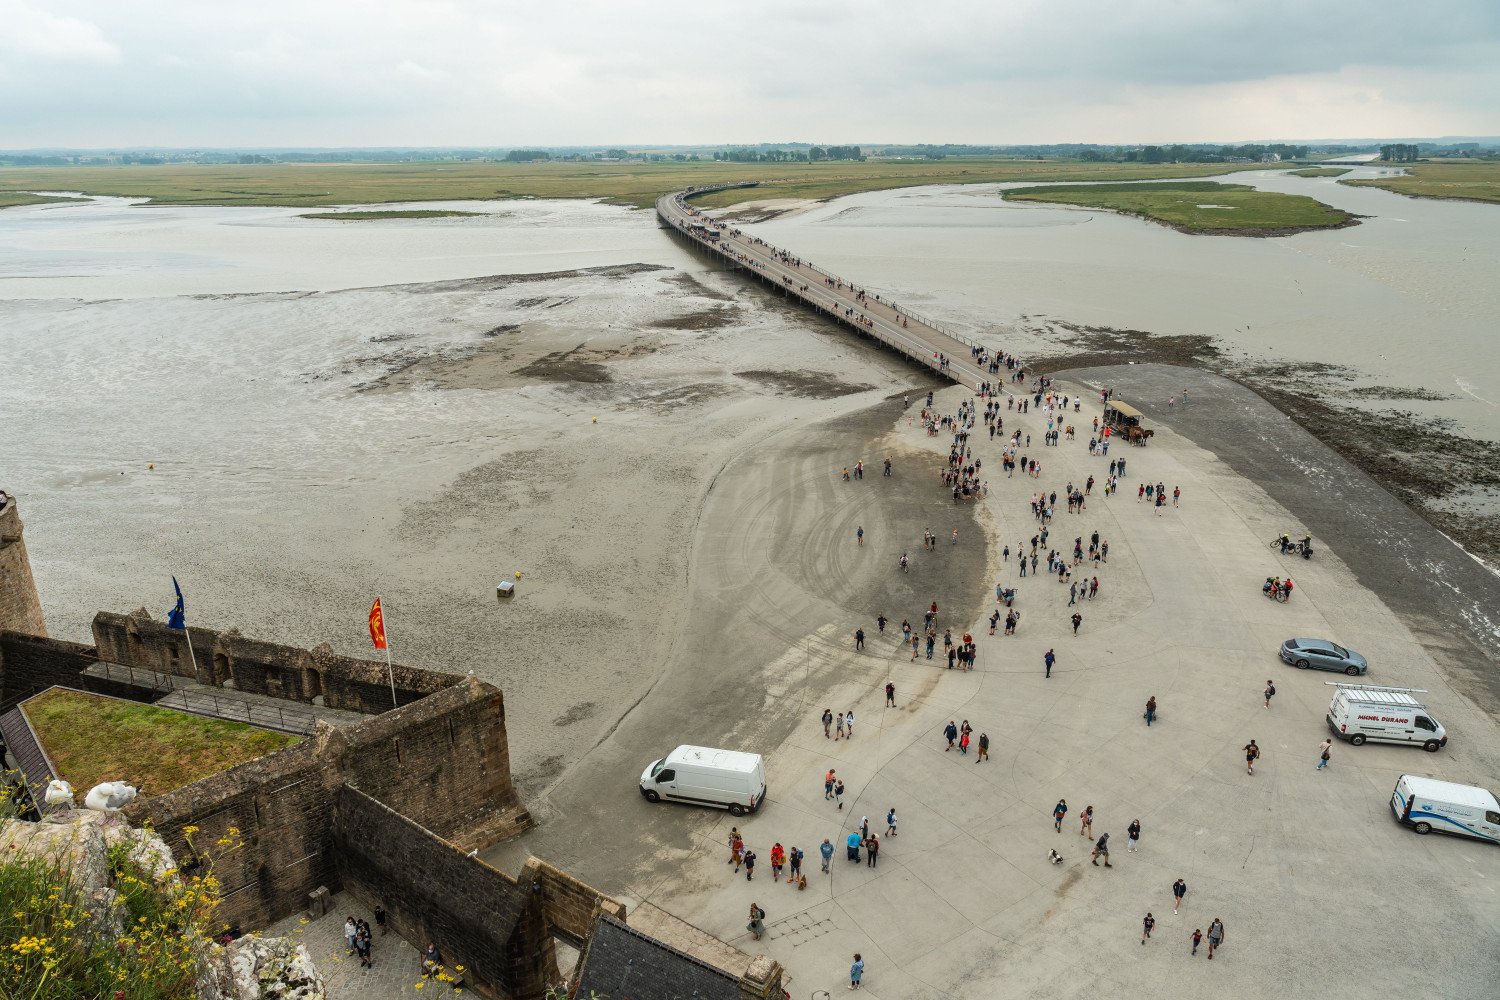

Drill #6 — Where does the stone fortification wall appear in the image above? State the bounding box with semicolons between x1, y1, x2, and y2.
0;498;46;638
520;858;626;948
91;611;217;683
334;785;554;1000
123;677;531;932
90;611;465;713
0;631;97;702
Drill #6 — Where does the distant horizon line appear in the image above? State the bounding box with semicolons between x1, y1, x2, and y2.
2;135;1497;155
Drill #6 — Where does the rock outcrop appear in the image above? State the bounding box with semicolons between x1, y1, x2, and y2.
0;809;325;1000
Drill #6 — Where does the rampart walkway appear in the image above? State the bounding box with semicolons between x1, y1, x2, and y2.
657;189;1014;390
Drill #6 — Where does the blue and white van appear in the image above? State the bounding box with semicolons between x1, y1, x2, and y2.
1390;775;1499;844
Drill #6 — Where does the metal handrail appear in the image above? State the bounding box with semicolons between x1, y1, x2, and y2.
664;188;1007;356
660;198;1019;395
153;688;318;736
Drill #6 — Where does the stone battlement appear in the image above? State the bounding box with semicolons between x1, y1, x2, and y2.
0;495;46;638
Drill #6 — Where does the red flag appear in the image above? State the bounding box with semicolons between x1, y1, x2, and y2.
369;598;388;650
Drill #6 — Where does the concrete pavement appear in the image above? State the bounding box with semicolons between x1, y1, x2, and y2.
622;377;1500;999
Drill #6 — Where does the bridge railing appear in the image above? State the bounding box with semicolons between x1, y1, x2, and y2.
662;188;1000;354
659;188;1029;391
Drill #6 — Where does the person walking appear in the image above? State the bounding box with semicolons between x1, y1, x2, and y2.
866;832;880;867
1053;799;1067;832
855;628;865;651
344;916;357;956
856;525;864;546
1127;818;1141;852
850;953;865;991
747;902;766;941
732;831;745;871
1044;648;1056;678
1264;680;1276;709
1191;928;1203;956
1173;486;1181;507
1091;832;1112;868
977;731;990;763
844;710;855;738
944;720;959;750
820;838;834;873
728;826;742;863
1317;738;1332;770
834;779;845;810
825;769;837;800
1206;918;1225;959
886;808;898;836
1079;805;1093;838
374;905;387;937
1145;696;1157;727
1141;912;1155;944
823;708;834;738
770;842;785;882
885;681;896;707
959;728;971;755
1245;739;1261;775
1071;612;1082;635
877;613;887;635
356;921;372;968
742;848;756;881
1173;878;1187;913
845;830;861;863
789;845;803;882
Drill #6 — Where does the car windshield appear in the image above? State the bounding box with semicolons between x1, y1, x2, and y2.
650;759;666;777
1328;643;1350;658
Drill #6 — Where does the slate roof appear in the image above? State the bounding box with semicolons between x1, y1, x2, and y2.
576;914;742;1000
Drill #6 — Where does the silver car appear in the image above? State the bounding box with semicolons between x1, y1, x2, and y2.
1280;638;1368;675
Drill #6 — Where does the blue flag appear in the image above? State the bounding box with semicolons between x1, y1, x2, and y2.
167;577;186;630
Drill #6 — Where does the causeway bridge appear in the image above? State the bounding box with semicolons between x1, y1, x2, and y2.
656;188;1012;391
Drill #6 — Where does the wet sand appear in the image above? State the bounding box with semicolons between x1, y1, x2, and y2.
2;253;960;793
486;389;993;865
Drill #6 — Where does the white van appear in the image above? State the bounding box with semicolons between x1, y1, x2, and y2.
1326;683;1447;752
1390;775;1500;844
640;745;766;816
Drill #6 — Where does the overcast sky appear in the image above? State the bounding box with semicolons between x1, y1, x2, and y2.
2;0;1498;148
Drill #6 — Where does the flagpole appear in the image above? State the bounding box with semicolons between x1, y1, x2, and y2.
182;625;203;685
379;596;397;709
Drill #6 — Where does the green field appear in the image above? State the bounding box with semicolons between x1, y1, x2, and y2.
1341;160;1500;204
0;159;1287;211
24;688;298;796
1289;167;1351;177
299;209;485;220
0;192;86;210
1002;180;1354;234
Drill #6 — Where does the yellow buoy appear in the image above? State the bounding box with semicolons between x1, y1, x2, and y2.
514;570;523;579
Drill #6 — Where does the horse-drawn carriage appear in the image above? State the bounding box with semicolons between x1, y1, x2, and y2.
1103;400;1154;445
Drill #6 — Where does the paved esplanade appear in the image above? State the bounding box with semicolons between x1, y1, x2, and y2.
657;190;999;389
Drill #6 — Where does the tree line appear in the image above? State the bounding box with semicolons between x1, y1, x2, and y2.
1078;143;1310;164
1379;144;1420;162
713;146;863;163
